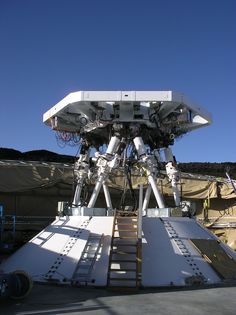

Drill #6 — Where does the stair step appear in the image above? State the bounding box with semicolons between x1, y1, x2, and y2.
111;247;137;250
111;243;137;246
115;222;137;224
114;227;137;229
115;220;137;222
109;268;137;272
75;273;90;277
109;277;137;281
116;217;137;219
111;251;137;254
116;220;137;222
111;259;137;263
113;236;138;239
114;229;138;233
75;264;92;269
116;218;137;220
111;243;137;247
83;252;97;256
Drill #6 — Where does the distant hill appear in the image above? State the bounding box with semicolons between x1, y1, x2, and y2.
0;148;75;163
0;148;235;179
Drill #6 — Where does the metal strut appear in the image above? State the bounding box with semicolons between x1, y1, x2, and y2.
164;147;181;207
72;141;91;206
88;136;121;208
133;136;165;208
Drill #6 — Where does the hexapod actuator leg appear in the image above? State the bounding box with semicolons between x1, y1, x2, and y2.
72;142;91;206
133;136;165;208
164;147;181;206
142;184;152;213
87;136;121;208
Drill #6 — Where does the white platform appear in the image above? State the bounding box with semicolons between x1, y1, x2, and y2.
1;216;236;287
43;90;212;139
0;216;113;286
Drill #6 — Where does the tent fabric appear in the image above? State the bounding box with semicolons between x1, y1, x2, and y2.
106;170;234;199
0;162;235;199
0;164;73;192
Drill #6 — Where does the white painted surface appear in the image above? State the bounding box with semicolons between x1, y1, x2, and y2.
1;216;235;287
0;216;90;281
43;90;212;128
0;216;114;285
142;217;221;286
86;217;114;286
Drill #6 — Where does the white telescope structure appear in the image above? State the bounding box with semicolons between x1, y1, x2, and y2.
5;91;235;291
43;90;211;210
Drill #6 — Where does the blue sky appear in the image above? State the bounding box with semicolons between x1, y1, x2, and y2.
0;0;235;162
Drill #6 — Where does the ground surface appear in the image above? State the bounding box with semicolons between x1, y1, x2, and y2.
1;284;236;315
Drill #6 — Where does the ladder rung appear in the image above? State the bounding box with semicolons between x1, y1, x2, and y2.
88;237;101;240
111;259;136;263
115;219;137;221
77;264;92;267
85;249;97;253
113;236;138;239
115;223;137;225
111;251;137;254
114;229;138;233
112;247;137;250
109;268;137;272
115;222;137;224
115;219;138;225
108;212;141;288
115;217;138;222
115;227;137;229
80;257;94;261
115;220;137;222
109;277;137;281
111;243;137;246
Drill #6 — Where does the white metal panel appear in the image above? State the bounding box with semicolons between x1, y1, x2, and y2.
43;91;83;122
142;218;195;286
121;91;136;100
45;228;90;282
82;91;122;101
43;90;212;137
0;216;90;281
43;90;174;123
86;217;114;286
176;92;212;124
161;218;222;284
135;90;172;101
142;217;221;286
2;215;234;287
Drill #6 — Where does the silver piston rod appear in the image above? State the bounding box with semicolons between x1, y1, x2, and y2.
87;136;120;208
164;147;181;207
72;148;91;206
133;137;165;208
142;184;152;212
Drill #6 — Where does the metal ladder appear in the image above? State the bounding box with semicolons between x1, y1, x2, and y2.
71;233;104;286
107;210;142;288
